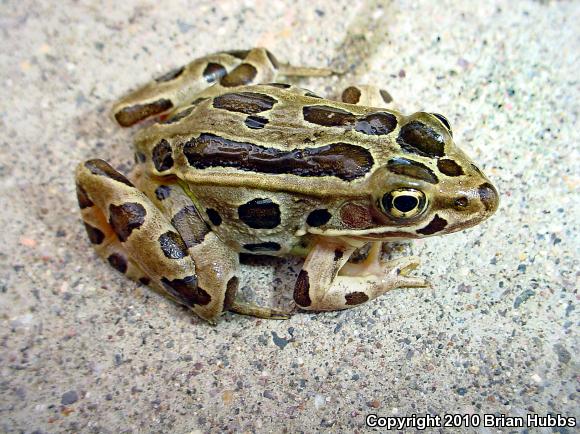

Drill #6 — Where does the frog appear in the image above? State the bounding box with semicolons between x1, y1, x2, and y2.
75;47;499;324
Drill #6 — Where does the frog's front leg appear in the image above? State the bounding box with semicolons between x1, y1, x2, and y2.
75;159;237;323
293;239;428;312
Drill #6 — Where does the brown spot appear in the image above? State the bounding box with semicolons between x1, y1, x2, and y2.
159;231;188;259
355;112;397;136
152;139;174;172
222;276;239;311
107;253;127;274
342;86;361;104
265;50;279;69
139;277;151;285
238;198;281;229
114;99;173;127
205;208;222;226
155;66;185;83
340;203;374;229
220;63;258;87
83;223;104;244
293;270;311;307
161;276;210;307
431;113;452;135
334;249;344;261
183;133;374;181
437;158;464;176
155;185;171;200
109;202;146;242
380;89;393;104
243;242;281;252
162;106;194;124
303;105;356;127
213;92;277;114
76;183;93;209
387;157;438;184
397;121;445;158
84;159;133;187
226;49;250;59
202;62;227;83
306;209;332;227
345;291;369;305
171;206;210;248
245;115;269;129
478;182;499;212
416;214;448;235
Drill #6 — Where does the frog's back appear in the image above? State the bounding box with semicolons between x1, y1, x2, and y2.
135;85;404;197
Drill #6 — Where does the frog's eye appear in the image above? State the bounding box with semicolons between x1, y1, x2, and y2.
381;188;427;219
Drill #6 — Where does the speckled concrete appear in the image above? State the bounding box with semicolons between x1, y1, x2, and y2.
1;1;578;432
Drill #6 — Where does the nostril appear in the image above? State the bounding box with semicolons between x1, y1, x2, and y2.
478;182;499;213
454;197;469;209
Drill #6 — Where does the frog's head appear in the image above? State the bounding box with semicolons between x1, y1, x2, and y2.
358;112;499;239
309;111;499;241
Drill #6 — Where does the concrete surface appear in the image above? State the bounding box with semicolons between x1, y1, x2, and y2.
1;0;578;432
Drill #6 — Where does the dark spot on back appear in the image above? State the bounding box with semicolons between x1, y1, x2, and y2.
171;205;210;248
152;139;174;172
478;182;499;212
162;106;194;124
220;63;258;87
265;50;279;69
107;253;127;274
437;158;464;176
397;121;445;158
76;183;93;209
345;291;369;305
380;89;393;103
387;157;439;184
226;50;250;59
293;270;311;307
114;99;173;127
202;62;227;83
416;214;448;235
355;112;397;136
85;159;133;187
431;113;452;135
206;208;222;226
159;231;188;259
342;86;361;104
155;185;171;201
161;276;210;307
243;242;281;252
238;198;281;229
303;105;356;127
83;223;104;245
109;202;146;242
183;133;373;181
213;92;277;114
334;249;344;261
155;66;185;83
265;82;291;88
306;209;331;227
245;115;269;129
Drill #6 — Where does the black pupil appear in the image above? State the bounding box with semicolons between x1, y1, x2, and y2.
393;195;418;213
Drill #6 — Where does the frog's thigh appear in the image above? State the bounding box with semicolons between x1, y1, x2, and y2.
294;240;428;312
340;85;395;107
75;159;230;322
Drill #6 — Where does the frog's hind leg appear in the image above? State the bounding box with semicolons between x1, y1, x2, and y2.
75;159;230;323
340;84;396;108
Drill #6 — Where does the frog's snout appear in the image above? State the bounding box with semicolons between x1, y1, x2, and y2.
476;182;499;215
